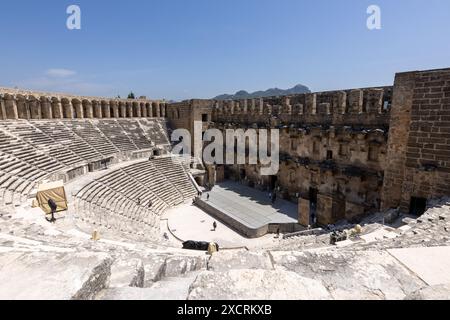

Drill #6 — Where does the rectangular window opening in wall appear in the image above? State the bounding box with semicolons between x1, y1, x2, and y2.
409;197;427;217
202;114;209;122
326;150;333;160
309;187;318;225
383;100;391;111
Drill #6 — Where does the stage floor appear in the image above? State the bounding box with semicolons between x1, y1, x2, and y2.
200;181;298;231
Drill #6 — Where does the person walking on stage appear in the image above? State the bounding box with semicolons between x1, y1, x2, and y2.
213;221;217;231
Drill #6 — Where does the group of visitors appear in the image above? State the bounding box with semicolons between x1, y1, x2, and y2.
137;198;153;208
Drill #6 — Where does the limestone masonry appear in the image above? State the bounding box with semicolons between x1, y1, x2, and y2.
1;68;449;224
167;68;450;225
0;67;449;300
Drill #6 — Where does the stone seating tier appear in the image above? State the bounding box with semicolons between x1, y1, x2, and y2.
0;119;172;208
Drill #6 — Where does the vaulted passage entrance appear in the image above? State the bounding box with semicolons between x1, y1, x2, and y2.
409;197;427;216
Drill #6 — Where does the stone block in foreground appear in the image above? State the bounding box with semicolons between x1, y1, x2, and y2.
0;251;112;300
109;258;144;288
187;269;331;300
207;250;273;272
271;249;426;300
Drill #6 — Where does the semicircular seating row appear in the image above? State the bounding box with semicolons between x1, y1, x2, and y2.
0;118;171;207
74;157;198;239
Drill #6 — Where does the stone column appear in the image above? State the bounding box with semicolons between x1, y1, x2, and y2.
349;90;363;114
264;103;272;115
82;100;94;118
235;101;241;114
229;101;235;115
126;102;133;118
258;98;264;115
117;102;124;118
0;95;6;120
133;102;141;118
61;99;74;119
40;97;53;119
140;103;147;118
102;101;111;118
337;91;347;115
366;89;384;114
51;98;63;119
243;99;248;114
147;103;153;117
160;103;166;117
110;101;119;118
28;96;41;119
72;99;83;118
283;97;292;115
92;100;102;118
154;102;160;117
305;93;317;115
3;94;19;119
16;96;30;119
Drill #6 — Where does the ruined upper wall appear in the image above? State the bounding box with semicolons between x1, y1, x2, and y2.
211;87;393;128
382;68;450;212
0;87;168;120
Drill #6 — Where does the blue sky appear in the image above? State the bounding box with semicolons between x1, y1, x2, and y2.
0;0;449;101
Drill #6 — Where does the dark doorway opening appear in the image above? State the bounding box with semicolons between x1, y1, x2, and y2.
309;187;318;225
409;197;427;216
194;176;203;186
269;175;278;191
224;166;231;180
240;168;246;181
101;159;109;170
153;149;162;157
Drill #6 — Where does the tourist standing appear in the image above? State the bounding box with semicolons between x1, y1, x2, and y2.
47;198;57;223
213;221;217;231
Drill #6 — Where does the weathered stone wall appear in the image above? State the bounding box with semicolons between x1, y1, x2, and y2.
195;87;392;225
382;68;450;213
0;88;167;120
212;87;392;128
2;68;448;225
167;99;214;161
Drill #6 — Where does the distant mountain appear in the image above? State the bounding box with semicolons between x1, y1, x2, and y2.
214;84;311;100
